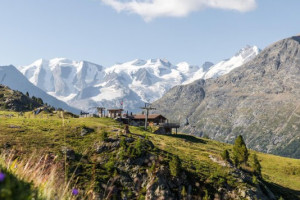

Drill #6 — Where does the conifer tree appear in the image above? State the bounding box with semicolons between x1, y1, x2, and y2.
232;135;249;166
251;153;262;177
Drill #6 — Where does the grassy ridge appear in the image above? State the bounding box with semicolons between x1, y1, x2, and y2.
130;126;300;195
0;110;300;199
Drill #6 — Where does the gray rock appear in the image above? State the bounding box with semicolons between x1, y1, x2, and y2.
154;36;300;158
81;126;94;136
61;147;76;160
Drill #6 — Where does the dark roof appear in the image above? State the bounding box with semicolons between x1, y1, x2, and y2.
107;109;124;111
133;114;166;120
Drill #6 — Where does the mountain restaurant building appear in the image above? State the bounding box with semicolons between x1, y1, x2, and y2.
132;114;167;125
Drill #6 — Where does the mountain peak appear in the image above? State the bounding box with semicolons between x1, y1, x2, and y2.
201;62;214;71
18;45;260;113
235;45;260;58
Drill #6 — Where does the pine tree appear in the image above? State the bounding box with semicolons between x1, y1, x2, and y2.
26;92;29;97
232;135;249;166
36;97;44;105
251;154;262;177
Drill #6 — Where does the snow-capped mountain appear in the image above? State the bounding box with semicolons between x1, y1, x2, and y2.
0;65;80;114
182;45;260;84
18;45;260;113
18;58;105;102
204;45;260;79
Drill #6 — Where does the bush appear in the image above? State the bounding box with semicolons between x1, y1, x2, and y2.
133;138;147;157
181;186;187;198
120;137;127;150
203;189;210;200
169;155;181;177
221;150;230;162
252;175;258;184
101;131;109;141
105;159;115;173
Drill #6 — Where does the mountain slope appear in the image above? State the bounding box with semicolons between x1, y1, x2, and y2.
1;109;300;199
18;46;259;113
153;36;300;158
0;65;80;114
0;84;42;111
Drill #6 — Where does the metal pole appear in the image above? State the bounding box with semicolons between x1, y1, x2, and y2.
145;108;149;130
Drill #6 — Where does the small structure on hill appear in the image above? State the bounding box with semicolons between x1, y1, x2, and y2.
80;111;90;118
155;122;180;135
132;114;167;125
96;107;106;117
107;109;123;118
131;113;180;135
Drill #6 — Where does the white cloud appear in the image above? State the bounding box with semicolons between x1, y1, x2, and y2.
101;0;257;21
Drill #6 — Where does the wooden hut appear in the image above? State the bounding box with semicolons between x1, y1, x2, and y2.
107;109;123;118
132;114;167;125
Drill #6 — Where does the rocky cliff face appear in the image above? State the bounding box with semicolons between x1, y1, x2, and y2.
0;85;42;111
154;36;300;158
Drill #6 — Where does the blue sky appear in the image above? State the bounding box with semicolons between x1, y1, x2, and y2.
0;0;299;67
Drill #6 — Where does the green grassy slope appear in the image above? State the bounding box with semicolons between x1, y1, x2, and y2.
0;110;299;199
131;126;300;198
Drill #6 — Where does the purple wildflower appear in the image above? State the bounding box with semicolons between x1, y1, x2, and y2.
0;172;6;182
72;188;79;196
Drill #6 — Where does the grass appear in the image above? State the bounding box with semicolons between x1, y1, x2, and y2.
0;166;38;200
0;110;300;199
129;126;300;198
258;152;300;194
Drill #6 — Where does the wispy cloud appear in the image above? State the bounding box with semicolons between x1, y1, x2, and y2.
101;0;257;21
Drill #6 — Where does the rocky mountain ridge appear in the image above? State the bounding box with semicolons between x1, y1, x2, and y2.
153;36;300;158
18;46;259;113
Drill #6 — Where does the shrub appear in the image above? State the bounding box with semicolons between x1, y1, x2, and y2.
105;159;115;173
134;138;146;157
221;150;230;162
169;155;181;177
203;189;210;200
120;137;127;150
149;162;156;174
252;175;258;184
101;131;109;141
181;186;187;198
